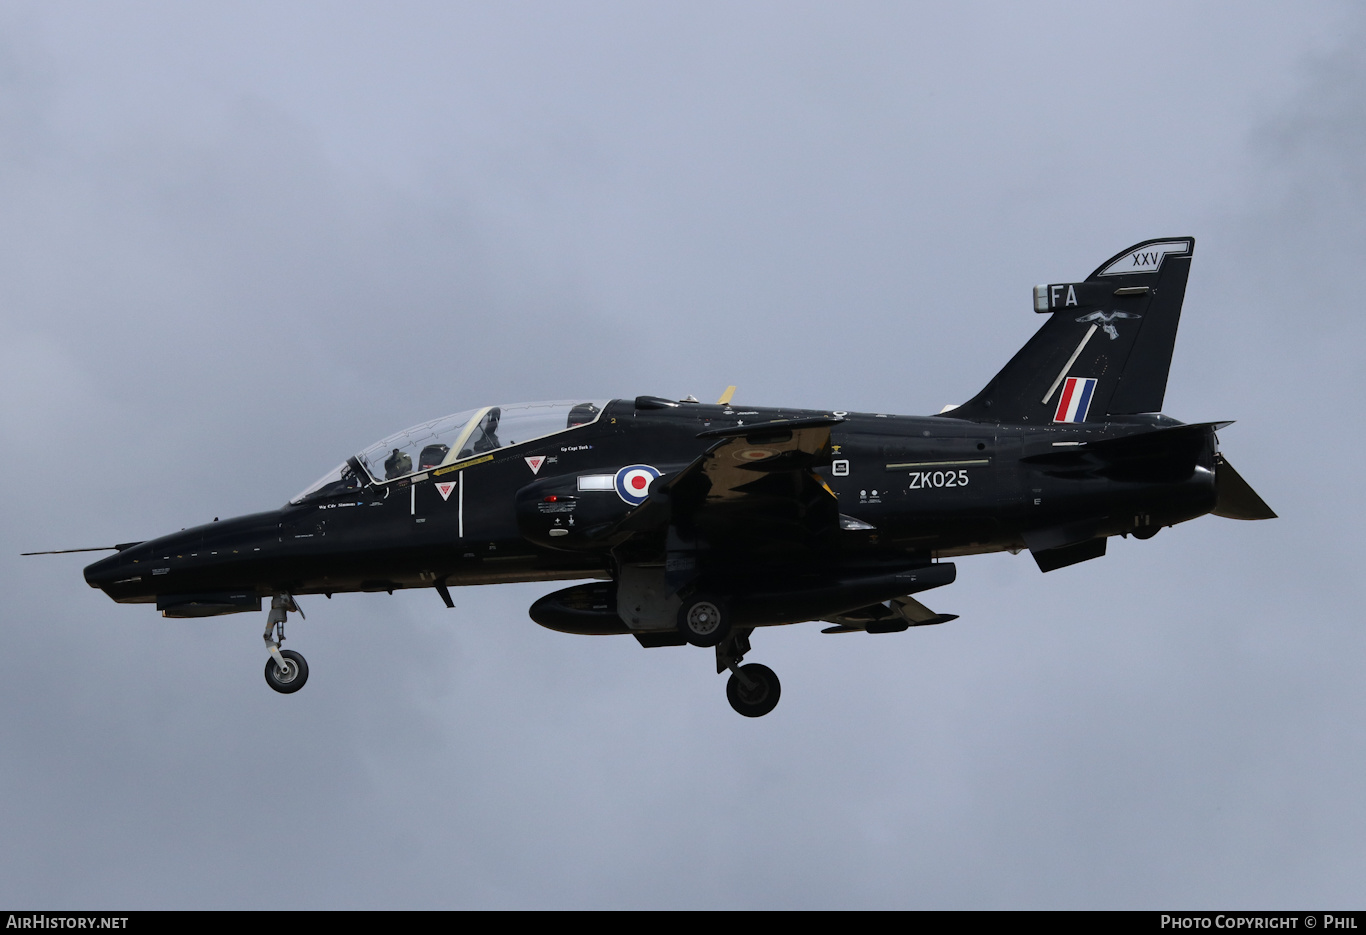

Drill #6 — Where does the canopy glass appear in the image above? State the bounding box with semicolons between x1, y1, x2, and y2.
291;400;608;504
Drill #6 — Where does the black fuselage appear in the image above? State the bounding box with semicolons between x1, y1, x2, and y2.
84;397;1218;613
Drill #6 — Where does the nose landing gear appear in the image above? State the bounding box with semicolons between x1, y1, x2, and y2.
263;594;309;694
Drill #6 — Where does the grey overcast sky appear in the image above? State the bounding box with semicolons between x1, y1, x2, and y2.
1;1;1363;909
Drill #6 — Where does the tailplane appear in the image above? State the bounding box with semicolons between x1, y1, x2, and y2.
947;238;1194;424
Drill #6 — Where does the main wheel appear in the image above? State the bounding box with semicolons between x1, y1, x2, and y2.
678;594;730;647
264;649;309;694
726;663;780;718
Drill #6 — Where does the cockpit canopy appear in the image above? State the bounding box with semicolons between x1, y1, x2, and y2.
291;399;608;504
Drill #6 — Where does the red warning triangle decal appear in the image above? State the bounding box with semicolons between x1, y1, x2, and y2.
525;456;546;474
436;482;456;501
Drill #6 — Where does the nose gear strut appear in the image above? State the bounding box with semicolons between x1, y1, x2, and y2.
263;594;309;694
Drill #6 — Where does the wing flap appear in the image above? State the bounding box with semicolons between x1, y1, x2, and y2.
821;594;959;634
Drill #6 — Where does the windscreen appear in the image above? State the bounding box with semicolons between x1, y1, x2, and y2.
290;459;366;505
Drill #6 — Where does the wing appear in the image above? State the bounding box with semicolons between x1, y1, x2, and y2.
608;416;843;564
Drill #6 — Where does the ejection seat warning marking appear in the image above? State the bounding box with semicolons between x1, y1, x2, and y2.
525;456;546;474
1042;324;1098;405
832;459;849;476
436;481;456;501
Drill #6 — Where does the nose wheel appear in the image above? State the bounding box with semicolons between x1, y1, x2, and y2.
265;649;309;693
262;594;309;694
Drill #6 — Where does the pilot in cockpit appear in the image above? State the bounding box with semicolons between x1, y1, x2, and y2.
463;407;502;457
384;447;412;480
418;444;449;471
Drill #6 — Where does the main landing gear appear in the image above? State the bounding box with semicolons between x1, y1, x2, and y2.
679;593;782;717
726;663;780;718
677;592;730;647
263;594;309;694
712;623;781;718
680;595;786;721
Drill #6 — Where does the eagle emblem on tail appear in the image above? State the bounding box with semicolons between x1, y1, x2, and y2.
1075;309;1142;340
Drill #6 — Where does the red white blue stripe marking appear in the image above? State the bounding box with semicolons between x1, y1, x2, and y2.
1053;377;1097;423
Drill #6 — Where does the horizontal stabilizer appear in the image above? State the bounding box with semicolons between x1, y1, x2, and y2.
1023;519;1102;553
1030;536;1107;572
1211;454;1277;520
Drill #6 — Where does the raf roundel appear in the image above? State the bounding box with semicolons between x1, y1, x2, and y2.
614;464;661;506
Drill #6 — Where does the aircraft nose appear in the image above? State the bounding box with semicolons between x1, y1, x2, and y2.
84;510;285;602
83;529;192;600
83;548;137;592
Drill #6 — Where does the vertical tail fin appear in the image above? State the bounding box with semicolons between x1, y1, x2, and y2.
948;238;1194;424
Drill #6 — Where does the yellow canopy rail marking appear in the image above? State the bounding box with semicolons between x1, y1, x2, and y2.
433;454;493;476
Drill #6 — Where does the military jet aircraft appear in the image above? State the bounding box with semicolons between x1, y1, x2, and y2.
67;237;1273;717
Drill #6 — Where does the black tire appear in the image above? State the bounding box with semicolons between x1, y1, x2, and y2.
726;663;780;718
677;594;730;647
264;649;309;694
